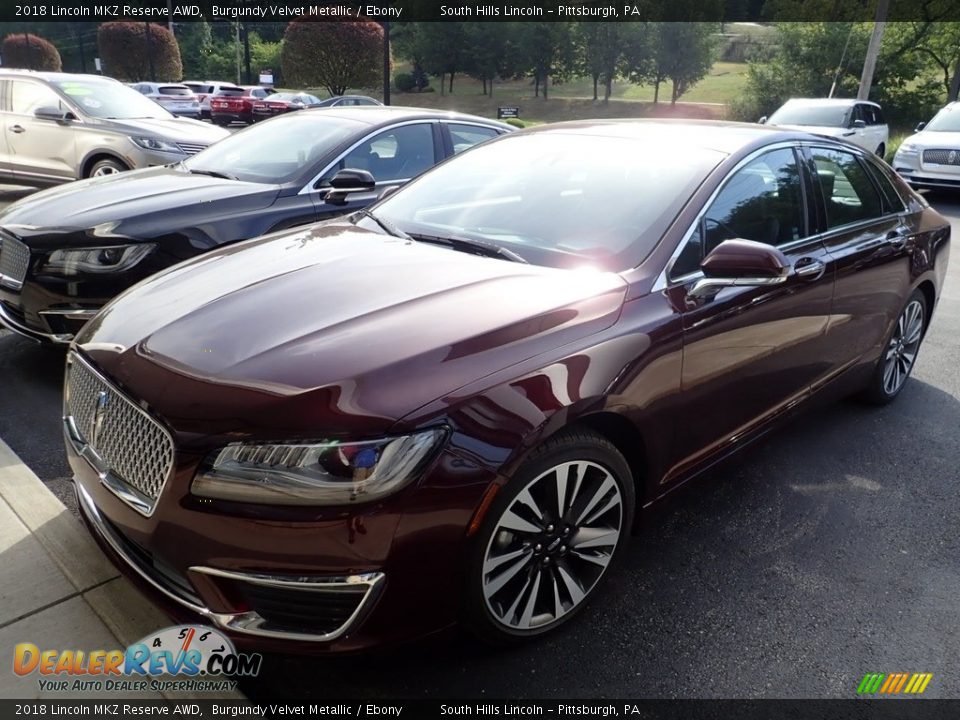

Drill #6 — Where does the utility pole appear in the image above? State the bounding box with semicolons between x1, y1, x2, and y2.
234;22;241;85
382;21;391;105
857;0;889;100
167;0;174;34
950;57;960;103
243;23;252;84
73;23;87;73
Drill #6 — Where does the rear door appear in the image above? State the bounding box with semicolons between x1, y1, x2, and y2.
805;144;910;379
6;79;78;184
442;122;504;156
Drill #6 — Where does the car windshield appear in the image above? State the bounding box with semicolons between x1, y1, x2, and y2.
50;78;174;120
183;113;360;184
768;104;849;127
925;107;960;132
373;132;724;271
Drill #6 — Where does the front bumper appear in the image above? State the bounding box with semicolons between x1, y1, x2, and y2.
63;351;495;652
894;156;960;190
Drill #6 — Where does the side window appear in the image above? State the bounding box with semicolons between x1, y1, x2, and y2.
11;81;65;115
812;148;885;229
873;106;886;125
862;160;906;214
333;124;436;183
448;123;500;154
670;148;806;277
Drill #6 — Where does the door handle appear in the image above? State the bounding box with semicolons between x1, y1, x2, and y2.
794;258;825;280
886;228;909;249
9;125;25;134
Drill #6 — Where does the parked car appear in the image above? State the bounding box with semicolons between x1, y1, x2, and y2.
252;92;323;120
892;102;960;191
762;98;889;156
63;121;949;652
0;107;510;342
129;82;202;119
209;86;272;126
0;71;228;186
182;80;242;119
314;95;382;108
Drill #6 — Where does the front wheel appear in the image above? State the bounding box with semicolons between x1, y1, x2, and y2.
464;428;634;644
861;289;927;405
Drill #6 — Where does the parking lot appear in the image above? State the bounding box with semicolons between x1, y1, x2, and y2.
0;186;958;700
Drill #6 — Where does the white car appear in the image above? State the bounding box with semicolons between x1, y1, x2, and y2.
892;102;960;191
129;82;201;119
763;98;889;156
182;80;242;119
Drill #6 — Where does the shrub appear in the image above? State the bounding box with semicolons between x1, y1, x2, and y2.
505;118;525;128
2;33;62;71
98;22;182;81
394;72;415;93
282;20;383;97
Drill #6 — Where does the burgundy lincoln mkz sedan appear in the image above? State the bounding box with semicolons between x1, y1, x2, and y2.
64;121;950;652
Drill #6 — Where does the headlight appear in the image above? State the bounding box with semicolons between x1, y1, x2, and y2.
130;136;181;153
896;143;919;155
44;244;155;276
191;429;447;506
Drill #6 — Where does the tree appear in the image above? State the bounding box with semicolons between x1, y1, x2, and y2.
2;33;62;71
97;22;182;81
658;22;717;104
394;23;468;95
575;22;624;101
513;23;576;99
177;20;213;79
281;20;383;96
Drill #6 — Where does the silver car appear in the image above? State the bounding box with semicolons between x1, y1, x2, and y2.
129;81;202;119
0;71;229;186
892;102;960;191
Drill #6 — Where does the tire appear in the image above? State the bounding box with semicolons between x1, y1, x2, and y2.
464;427;635;644
861;289;927;405
88;158;128;178
876;143;886;158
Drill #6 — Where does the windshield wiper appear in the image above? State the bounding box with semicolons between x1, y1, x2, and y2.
354;208;411;240
407;232;528;263
187;168;238;181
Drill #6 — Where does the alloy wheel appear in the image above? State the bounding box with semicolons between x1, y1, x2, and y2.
882;298;924;396
481;460;624;632
92;165;120;177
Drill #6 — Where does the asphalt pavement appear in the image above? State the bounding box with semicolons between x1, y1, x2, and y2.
0;186;958;700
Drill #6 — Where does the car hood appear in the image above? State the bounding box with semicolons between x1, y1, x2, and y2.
76;223;628;440
769;123;847;138
0;166;279;246
897;131;960;149
102;116;229;144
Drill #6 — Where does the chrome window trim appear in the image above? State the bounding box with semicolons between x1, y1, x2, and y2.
298;119;441;195
64;351;176;518
652;141;807;292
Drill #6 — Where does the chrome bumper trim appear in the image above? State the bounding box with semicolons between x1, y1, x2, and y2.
0;300;72;344
75;481;384;642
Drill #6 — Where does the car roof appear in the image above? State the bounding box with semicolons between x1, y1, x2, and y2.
781;97;881;109
513;119;858;155
0;70;120;83
301;105;512;130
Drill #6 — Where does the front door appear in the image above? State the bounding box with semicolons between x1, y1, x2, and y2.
665;146;835;480
5;79;77;184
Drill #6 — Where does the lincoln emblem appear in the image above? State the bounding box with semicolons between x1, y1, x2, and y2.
949;150;957;164
91;390;109;447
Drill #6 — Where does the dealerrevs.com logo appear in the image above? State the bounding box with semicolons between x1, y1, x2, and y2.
13;625;261;693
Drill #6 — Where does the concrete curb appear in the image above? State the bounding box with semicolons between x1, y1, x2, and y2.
0;437;245;701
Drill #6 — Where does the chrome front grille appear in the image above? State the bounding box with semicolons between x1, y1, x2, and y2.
922;149;960;165
176;142;207;156
0;233;30;289
65;353;174;516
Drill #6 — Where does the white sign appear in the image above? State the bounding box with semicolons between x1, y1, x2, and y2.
94;57;102;72
259;71;273;85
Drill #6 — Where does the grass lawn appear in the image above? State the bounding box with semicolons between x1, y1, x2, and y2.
315;62;751;125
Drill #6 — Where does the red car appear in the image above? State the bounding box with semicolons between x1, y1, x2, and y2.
66;121;949;653
252;92;323;121
209;86;273;126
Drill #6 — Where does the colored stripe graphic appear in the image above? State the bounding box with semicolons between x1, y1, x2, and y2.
858;672;932;695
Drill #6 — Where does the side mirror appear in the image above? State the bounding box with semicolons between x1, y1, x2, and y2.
758;116;767;124
690;239;790;300
851;119;867;129
34;106;72;122
915;121;926;132
324;168;376;206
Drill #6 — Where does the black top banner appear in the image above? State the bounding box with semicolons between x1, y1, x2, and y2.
3;0;960;23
